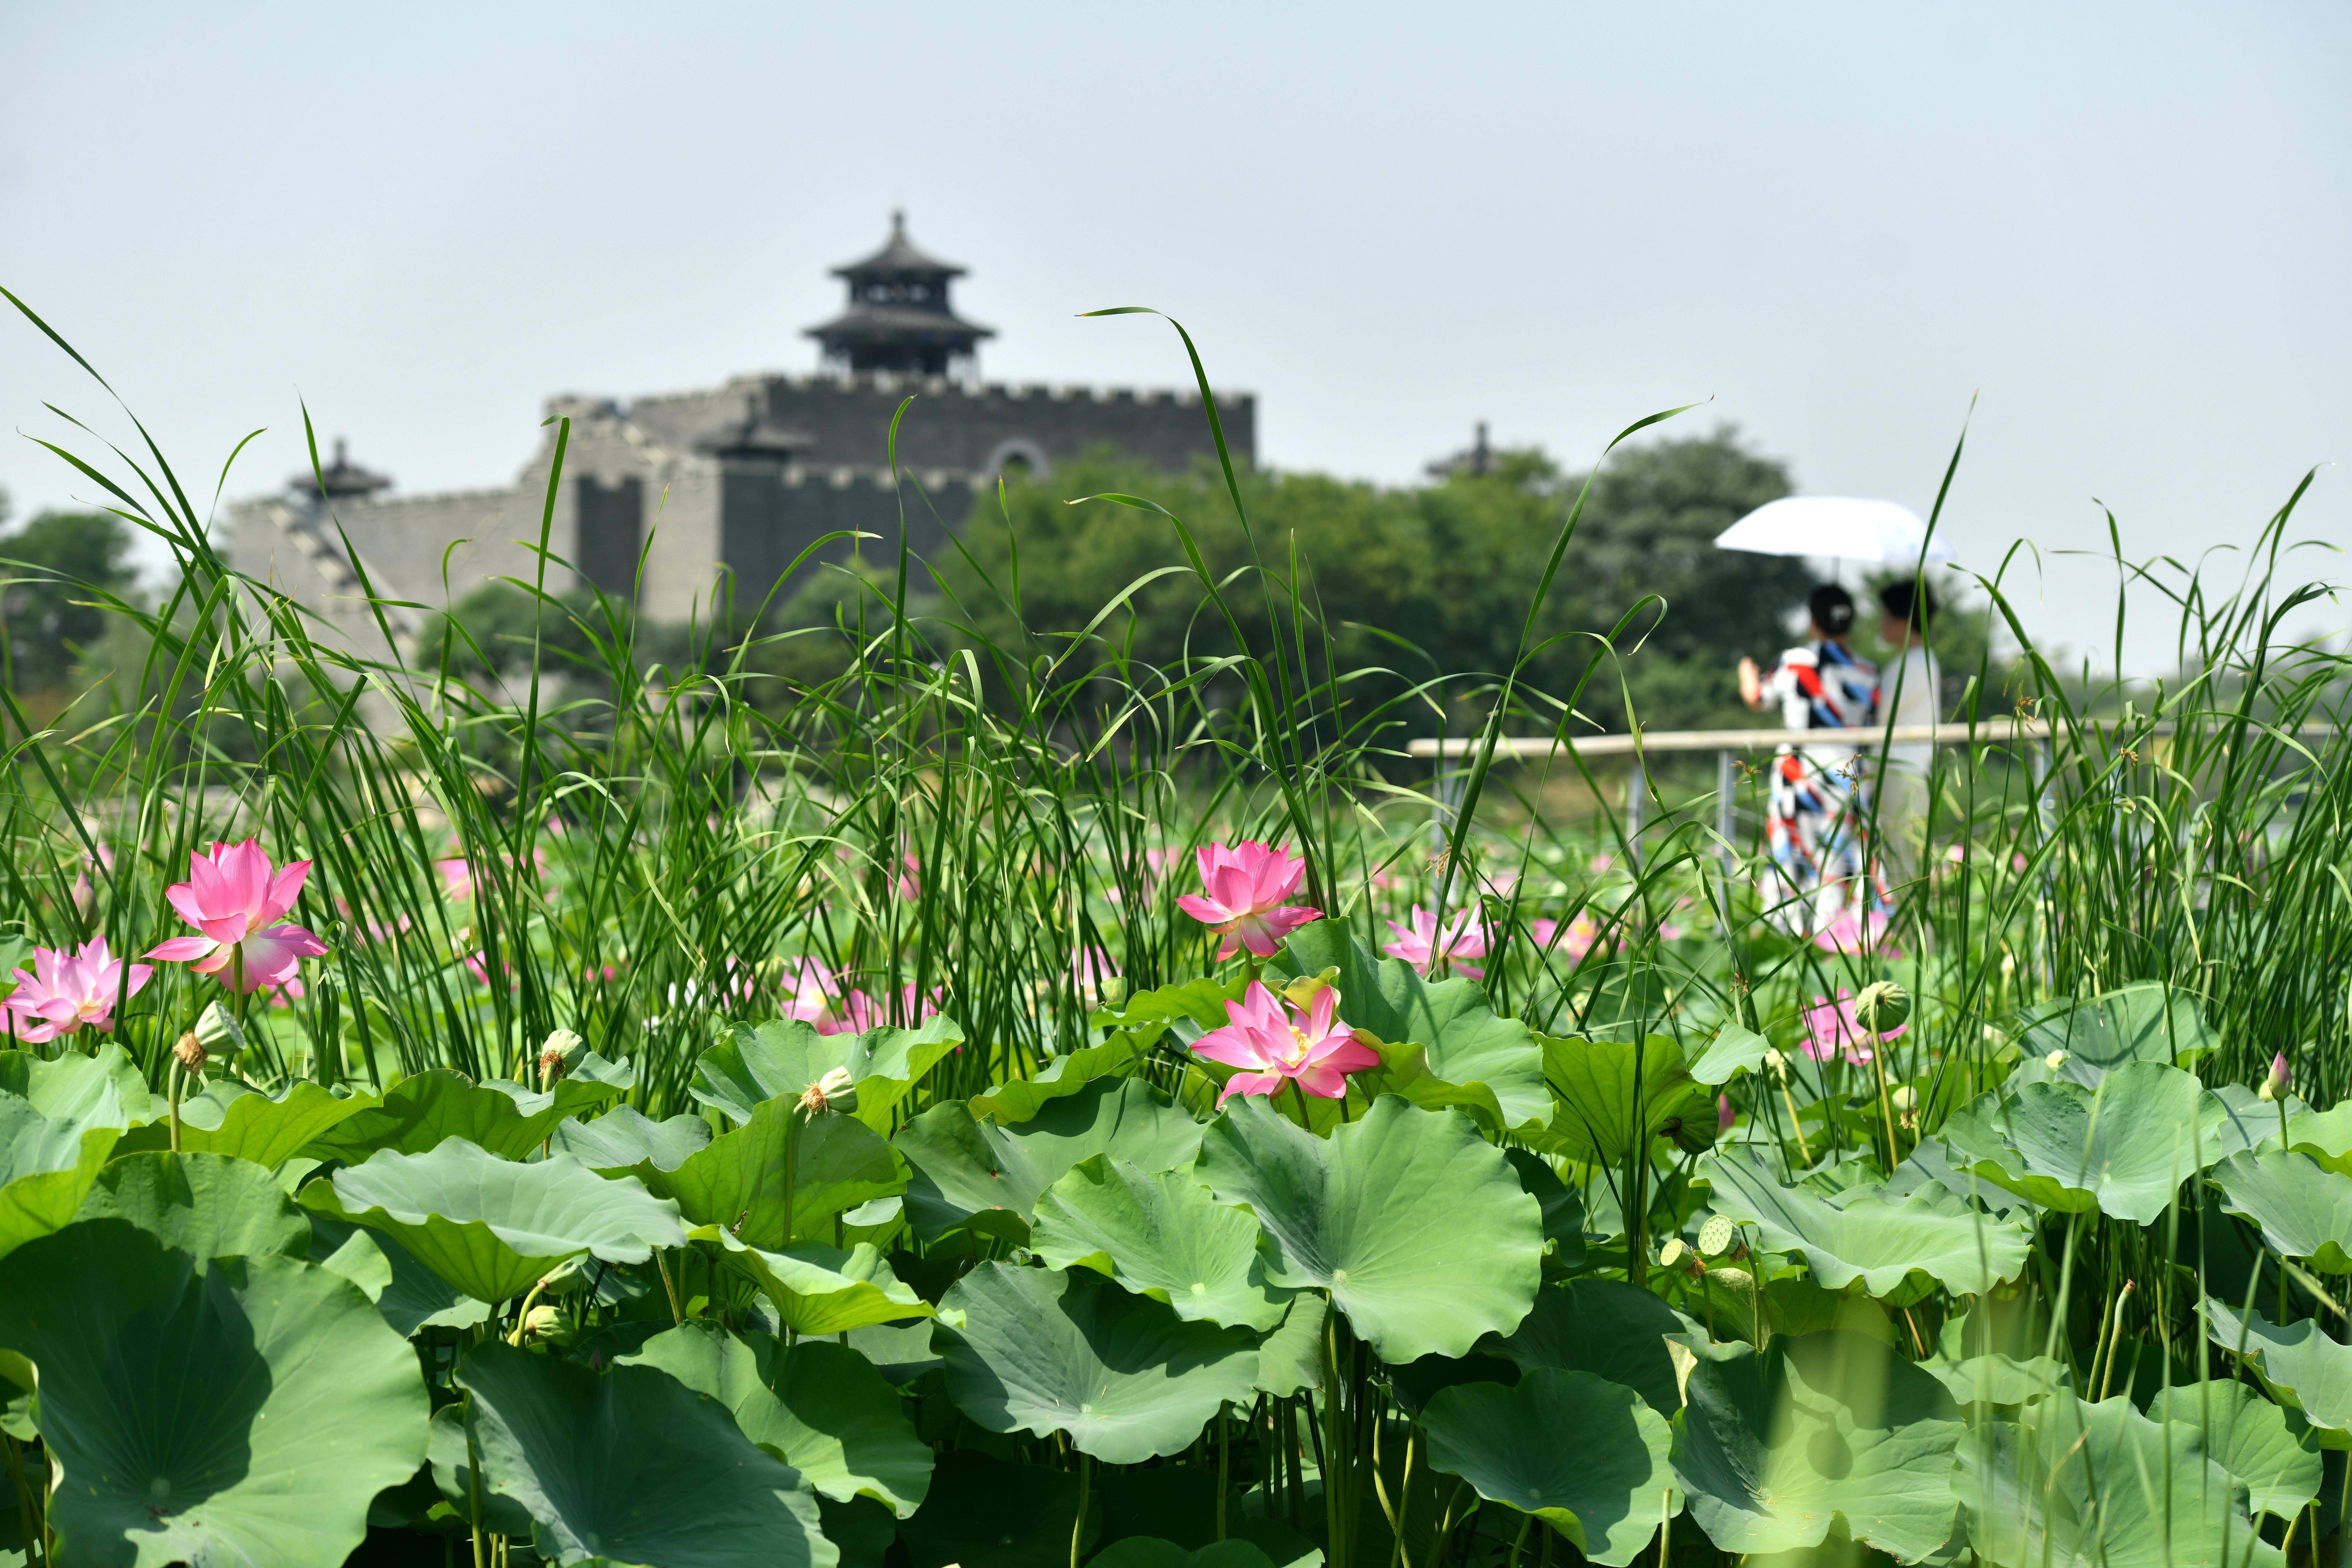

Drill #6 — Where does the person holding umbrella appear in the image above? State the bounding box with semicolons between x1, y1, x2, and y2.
1737;584;1889;938
1715;496;1950;940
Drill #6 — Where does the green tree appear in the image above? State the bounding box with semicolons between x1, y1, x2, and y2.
0;503;141;693
935;428;1808;739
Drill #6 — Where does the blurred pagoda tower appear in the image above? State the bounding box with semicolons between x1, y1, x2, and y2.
805;210;994;376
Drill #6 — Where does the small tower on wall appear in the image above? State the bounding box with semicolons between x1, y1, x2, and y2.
805;210;994;376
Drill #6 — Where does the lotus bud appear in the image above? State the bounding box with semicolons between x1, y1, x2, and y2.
801;1065;857;1116
1098;976;1127;1008
1697;1214;1737;1258
1763;1047;1789;1080
1851;981;1910;1036
1716;1094;1736;1135
1280;967;1340;1011
538;1027;585;1087
2044;1049;2069;1071
1662;1112;1717;1156
172;1031;207;1075
2260;1052;2292;1103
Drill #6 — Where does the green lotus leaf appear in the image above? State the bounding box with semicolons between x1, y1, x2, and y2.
548;1103;712;1173
1093;1466;1318;1568
1423;1368;1676;1566
1703;1144;2033;1302
971;1035;1149;1125
619;1324;932;1516
301;1139;688;1304
1920;1353;2072;1408
0;1083;123;1260
1093;1542;1277;1568
2210;1149;2352;1271
0;1041;153;1125
76;1151;310;1264
457;1340;833;1568
1957;1391;2281;1568
697;1226;934;1335
0;1218;428;1568
113;1079;381;1168
2276;1102;2352;1178
2203;1299;2352;1445
935;1261;1259;1464
303;1068;623;1162
1198;1094;1542;1363
1503;1149;1586;1266
1672;1330;1963;1562
1272;922;1548;1130
428;1401;537;1536
2150;1380;2323;1521
1940;1062;2232;1223
896;1079;1203;1245
639;1097;906;1249
1254;1291;1328;1397
1535;1035;1708;1164
899;1451;1099;1568
2009;981;2215;1087
692;1013;964;1134
1688;1024;1773;1086
308;1212;493;1335
1031;1155;1289;1330
1478;1279;1685;1416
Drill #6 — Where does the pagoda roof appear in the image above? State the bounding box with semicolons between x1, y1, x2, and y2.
831;210;967;279
292;437;392;499
803;302;995;343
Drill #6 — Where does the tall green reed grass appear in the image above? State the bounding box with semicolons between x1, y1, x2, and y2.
1;291;2344;1127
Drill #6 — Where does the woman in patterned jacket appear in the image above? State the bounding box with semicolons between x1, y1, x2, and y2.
1736;584;1891;938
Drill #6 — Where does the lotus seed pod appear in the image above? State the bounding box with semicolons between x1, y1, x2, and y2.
1851;981;1911;1035
1098;976;1127;1007
193;1000;245;1056
1698;1215;1737;1257
1658;1238;1687;1268
521;1304;563;1341
802;1065;857;1116
538;1027;586;1086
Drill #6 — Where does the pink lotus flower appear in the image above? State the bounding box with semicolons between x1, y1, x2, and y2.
1802;988;1907;1065
1812;908;1899;957
4;936;151;1044
1192;982;1380;1106
1530;912;1601;965
782;956;839;1026
145;839;329;992
1175;841;1323;959
1382;904;1492;979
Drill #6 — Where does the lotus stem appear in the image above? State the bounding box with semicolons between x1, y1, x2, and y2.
1071;1451;1091;1568
1506;1516;1531;1568
1215;1402;1229;1541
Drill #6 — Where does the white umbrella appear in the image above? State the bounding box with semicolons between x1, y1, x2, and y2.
1713;496;1955;567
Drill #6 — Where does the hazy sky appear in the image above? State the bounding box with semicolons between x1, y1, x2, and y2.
2;2;2346;673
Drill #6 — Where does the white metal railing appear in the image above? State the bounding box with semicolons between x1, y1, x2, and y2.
1406;719;2336;857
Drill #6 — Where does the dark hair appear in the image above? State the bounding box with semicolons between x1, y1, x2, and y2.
1878;580;1936;634
1808;584;1856;638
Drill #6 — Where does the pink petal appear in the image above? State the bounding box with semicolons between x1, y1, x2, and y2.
1289;1062;1353;1098
164;881;211;931
1215;1070;1289;1106
1192;1027;1274;1070
1174;893;1232;927
146;936;221;963
259;859;312;926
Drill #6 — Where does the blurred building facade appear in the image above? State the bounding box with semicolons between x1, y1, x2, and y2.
229;213;1253;650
